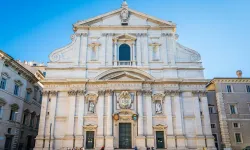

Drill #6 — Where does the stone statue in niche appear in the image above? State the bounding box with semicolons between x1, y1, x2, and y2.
155;102;162;114
89;102;95;113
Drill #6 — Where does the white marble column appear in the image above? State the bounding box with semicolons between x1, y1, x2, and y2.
105;90;114;149
64;90;77;148
164;93;176;149
174;91;185;149
96;91;105;148
75;90;85;148
200;92;216;149
145;91;154;147
35;91;49;148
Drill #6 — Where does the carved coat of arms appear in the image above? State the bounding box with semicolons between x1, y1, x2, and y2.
118;91;132;109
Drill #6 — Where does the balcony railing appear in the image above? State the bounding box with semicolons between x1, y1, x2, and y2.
117;61;132;66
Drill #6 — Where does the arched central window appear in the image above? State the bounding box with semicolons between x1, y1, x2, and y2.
119;44;131;61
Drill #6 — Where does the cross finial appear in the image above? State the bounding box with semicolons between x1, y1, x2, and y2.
121;0;128;8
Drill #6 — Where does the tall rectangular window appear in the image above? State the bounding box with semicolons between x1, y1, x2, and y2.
246;85;250;93
230;104;237;114
0;78;7;90
235;133;242;143
9;110;16;121
233;123;240;128
211;124;216;128
14;85;19;96
209;106;215;114
227;85;232;93
25;92;31;102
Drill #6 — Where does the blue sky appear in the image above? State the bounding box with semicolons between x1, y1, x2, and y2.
0;0;250;79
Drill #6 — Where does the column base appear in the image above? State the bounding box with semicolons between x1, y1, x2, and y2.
75;135;84;148
167;135;176;149
146;136;154;148
105;136;114;150
176;135;186;149
196;135;206;148
96;136;105;149
136;136;146;149
206;135;216;149
63;135;74;148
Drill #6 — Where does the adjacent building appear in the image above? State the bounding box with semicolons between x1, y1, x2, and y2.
35;1;216;150
0;50;44;149
207;71;250;150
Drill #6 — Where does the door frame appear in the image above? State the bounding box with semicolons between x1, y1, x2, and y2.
153;124;167;149
83;124;97;149
118;123;132;149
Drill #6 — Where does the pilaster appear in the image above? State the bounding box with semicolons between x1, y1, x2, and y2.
105;90;114;150
96;90;105;148
75;90;85;148
80;33;88;66
144;90;154;147
64;90;77;148
164;92;176;149
136;34;142;66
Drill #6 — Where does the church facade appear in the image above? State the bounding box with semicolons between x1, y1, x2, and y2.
35;1;216;150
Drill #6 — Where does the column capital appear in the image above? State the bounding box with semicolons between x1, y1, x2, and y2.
41;91;49;96
105;90;113;96
50;91;58;96
77;90;86;96
143;90;152;96
137;90;143;96
68;90;77;96
165;90;180;96
192;90;207;97
98;90;105;96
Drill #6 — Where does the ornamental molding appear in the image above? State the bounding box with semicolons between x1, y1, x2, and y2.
85;93;98;103
105;90;113;96
10;103;19;111
211;79;250;83
42;91;49;96
98;90;105;96
152;93;165;103
161;33;173;37
118;91;132;109
0;98;6;106
50;91;58;96
153;124;167;130
68;90;78;96
14;80;23;86
1;72;10;79
192;90;207;97
26;88;33;93
143;90;152;96
83;124;98;130
165;90;180;96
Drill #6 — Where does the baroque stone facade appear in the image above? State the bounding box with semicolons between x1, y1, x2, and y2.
35;1;215;150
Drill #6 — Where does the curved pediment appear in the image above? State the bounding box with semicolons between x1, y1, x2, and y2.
95;68;154;81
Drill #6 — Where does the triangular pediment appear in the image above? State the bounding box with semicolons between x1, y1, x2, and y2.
105;72;145;81
74;8;175;28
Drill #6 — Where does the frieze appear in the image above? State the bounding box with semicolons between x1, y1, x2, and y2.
180;84;206;91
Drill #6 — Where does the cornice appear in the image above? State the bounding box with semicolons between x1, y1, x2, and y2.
0;50;43;84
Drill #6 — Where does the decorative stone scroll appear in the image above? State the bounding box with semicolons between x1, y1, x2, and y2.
192;90;207;97
68;90;77;96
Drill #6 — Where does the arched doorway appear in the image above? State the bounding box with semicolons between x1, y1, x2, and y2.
119;44;131;61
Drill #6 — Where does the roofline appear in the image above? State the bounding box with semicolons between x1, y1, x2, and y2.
0;50;45;83
206;77;250;87
73;7;176;29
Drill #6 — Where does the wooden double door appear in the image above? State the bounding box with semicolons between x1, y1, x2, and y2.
119;123;132;149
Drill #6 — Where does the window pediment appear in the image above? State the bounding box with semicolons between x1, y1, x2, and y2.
0;98;6;106
114;34;136;41
1;72;10;79
14;80;23;86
